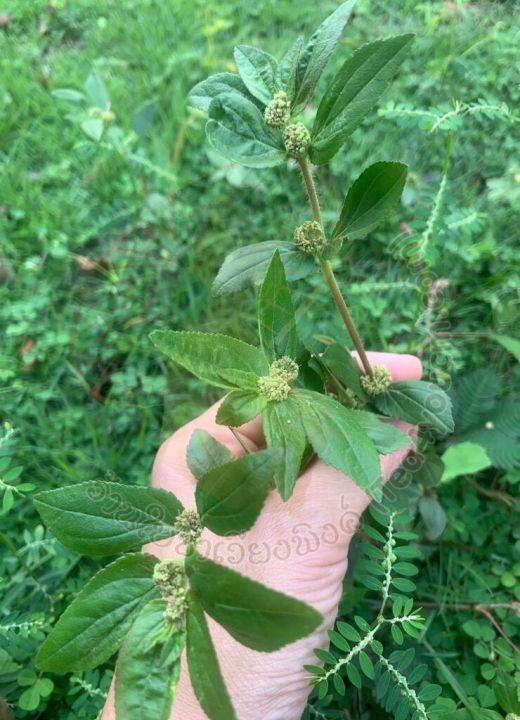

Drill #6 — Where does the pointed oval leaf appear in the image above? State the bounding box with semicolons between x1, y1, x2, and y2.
276;35;304;101
333;161;407;240
186;593;237;720
115;599;184;720
216;390;267;427
310;35;415;164
195;449;278;535
187;429;234;481
36;554;158;672
34;481;183;556
320;342;366;400
206;93;284;168
188;73;257;113
294;0;356;109
259;251;298;362
352;411;411;454
213;241;315;295
150;330;268;389
234;45;277;104
373;380;454;437
295;389;382;500
263;395;308;500
186;550;322;651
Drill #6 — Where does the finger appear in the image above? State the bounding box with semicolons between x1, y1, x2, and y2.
356;351;423;381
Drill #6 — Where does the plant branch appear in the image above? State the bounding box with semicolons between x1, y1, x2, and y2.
298;157;373;376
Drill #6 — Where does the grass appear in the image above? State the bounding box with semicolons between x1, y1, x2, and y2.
0;0;519;718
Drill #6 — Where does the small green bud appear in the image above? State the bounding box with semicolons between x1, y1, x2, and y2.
264;91;290;128
153;559;185;596
175;508;202;545
284;122;311;159
164;588;188;629
360;365;392;396
294;220;326;255
257;373;292;402
270;356;299;382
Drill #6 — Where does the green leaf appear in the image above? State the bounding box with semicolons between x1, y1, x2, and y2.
347;662;362;689
373;380;454;437
187;430;234;481
186;550;322;651
333;161;407;240
295;390;382;499
115;599;184;720
213;241;315;295
352;411;412;454
258;251;298;362
195;449;278;535
186;593;237;720
320;342;366;400
294;0;357;110
441;441;492;482
34;481;183;556
418;496;447;541
276;36;304;101
36;554;158;672
150;330;268;389
19;686;40;712
234;45;277;104
359;650;375;679
310;34;414;164
491;333;520;362
451;368;500;433
206;93;284;168
188;73;256;113
263;395;308;500
216;390;266;427
84;71;109;110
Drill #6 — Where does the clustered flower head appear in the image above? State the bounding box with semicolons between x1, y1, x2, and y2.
258;356;299;401
264;90;290;128
175;508;202;545
294;220;326;256
360;365;392;396
284;122;311;159
153;559;188;629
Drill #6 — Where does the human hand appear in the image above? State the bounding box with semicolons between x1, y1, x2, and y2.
102;351;421;720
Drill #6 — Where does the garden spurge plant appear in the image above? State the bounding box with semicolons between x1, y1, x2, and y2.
34;3;454;719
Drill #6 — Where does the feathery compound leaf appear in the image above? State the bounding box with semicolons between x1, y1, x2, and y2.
294;0;357;110
310;35;414;164
450;368;500;433
187;72;258;113
258;251;298;362
263;394;308;500
374;380;454;437
36;554;158;672
195;449;278;535
186;550;322;651
206;93;285;168
213;241;315;295
150;330;268;389
216;390;266;427
186;593;237;720
34;481;183;556
234;45;278;104
115;599;184;720
187;430;234;481
333;161;408;240
295;389;382;499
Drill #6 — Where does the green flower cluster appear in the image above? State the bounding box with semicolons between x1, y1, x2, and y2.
175;508;202;545
294;220;326;255
360;365;392;396
153;559;188;629
258;356;299;401
264;90;290;128
284;122;311;158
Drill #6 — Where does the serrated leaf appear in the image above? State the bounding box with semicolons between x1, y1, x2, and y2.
374;380;454;437
150;330;268;389
186;593;237;720
186;430;234;481
310;35;414;164
294;0;357;110
333;161;407;240
216;390;266;427
186;550;322;651
34;482;183;556
276;35;304;101
320;342;366;400
188;73;256;113
234;45;277;104
263;395;307;500
258;251;298;362
195;449;278;535
441;441;492;482
206;93;284;168
213;241;316;295
353;411;412;454
115;600;184;720
295;389;382;499
36;554;158;672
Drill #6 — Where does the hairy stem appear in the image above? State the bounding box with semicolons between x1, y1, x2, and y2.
298;157;373;376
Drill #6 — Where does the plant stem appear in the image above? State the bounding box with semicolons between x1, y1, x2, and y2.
298;157;373;376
